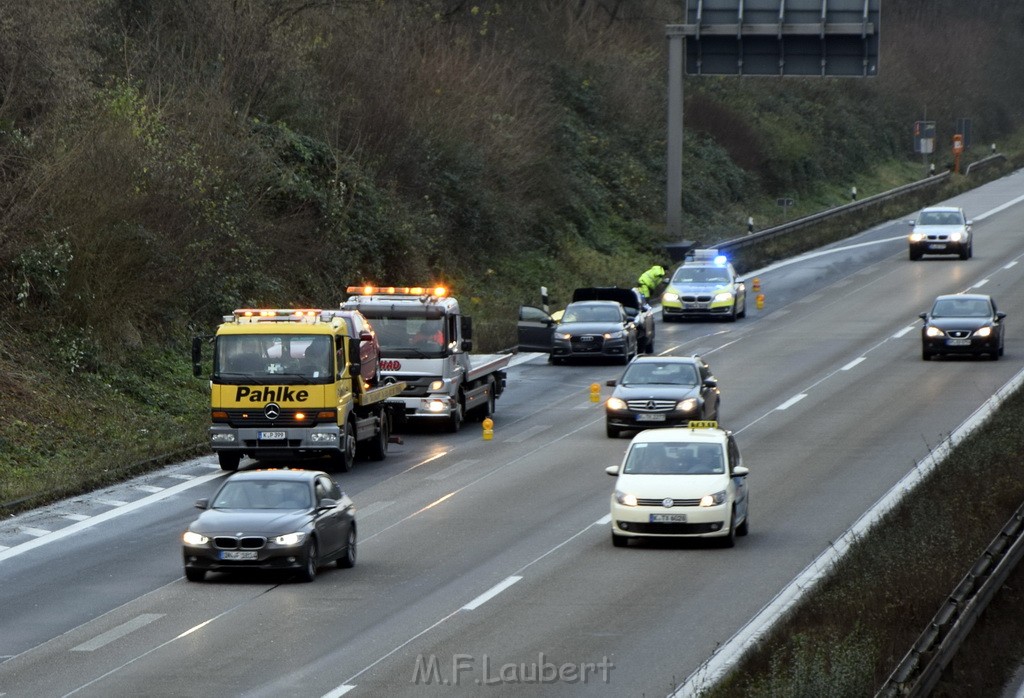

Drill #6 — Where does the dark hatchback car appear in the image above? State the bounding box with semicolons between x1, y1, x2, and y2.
183;469;356;582
604;355;720;438
920;293;1005;361
549;300;638;364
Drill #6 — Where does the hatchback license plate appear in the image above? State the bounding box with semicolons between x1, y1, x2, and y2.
650;513;687;523
259;431;286;440
946;338;971;347
220;550;258;561
636;413;666;422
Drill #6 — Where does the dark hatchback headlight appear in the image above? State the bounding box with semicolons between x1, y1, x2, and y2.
924;326;944;338
974;326;993;338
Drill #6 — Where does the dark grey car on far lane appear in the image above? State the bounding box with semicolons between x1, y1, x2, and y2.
920;293;1005;360
182;468;356;582
605;355;720;438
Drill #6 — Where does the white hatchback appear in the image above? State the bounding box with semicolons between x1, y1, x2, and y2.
606;422;749;548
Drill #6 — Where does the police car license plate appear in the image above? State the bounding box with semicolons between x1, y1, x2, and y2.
946;338;971;346
259;431;286;440
220;551;258;561
650;513;687;523
683;302;708;309
636;414;666;422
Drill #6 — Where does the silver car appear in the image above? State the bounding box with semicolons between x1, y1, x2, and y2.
908;206;973;260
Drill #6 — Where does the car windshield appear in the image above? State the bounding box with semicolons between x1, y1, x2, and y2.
918;210;963;226
671;266;729;284
212;480;312;510
215;334;333;381
931;298;991;318
621;362;699;386
622;442;725;475
561;304;620;323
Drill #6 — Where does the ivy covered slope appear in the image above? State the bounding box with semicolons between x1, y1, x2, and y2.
2;0;1023;507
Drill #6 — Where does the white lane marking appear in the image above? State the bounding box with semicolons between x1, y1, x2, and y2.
893;325;917;338
62;514;90;522
134;485;164;494
71;614;164;652
775;394;807;411
356;500;394;518
21;527;51;538
971;278;990;289
841;357;865;371
95;499;129;508
595;514;612;525
462;576;524;611
0;545;8;551
321;687;356;698
426;460;479;481
502;424;550;443
166;474;195;480
1005;261;1018;270
676;364;1024;697
0;471;223;563
974;192;1024;220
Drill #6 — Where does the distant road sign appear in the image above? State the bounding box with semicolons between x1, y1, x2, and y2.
777;198;795;207
914;121;936;155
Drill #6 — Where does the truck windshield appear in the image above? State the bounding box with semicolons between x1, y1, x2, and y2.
370;317;447;357
214;334;334;383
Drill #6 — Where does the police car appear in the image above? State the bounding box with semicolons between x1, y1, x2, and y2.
605;422;749;548
660;249;746;322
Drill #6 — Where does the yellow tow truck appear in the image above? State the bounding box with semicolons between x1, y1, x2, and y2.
192;309;405;472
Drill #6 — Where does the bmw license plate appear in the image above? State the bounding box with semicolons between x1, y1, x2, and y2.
683;302;707;309
946;338;971;346
650;513;686;523
220;550;258;561
259;431;286;440
928;243;945;250
636;414;666;422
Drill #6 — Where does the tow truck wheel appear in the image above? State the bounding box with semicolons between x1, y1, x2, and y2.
333;423;356;472
218;452;240;472
447;394;464;433
363;414;388;461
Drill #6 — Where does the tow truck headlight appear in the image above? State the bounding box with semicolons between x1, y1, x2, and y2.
426;399;448;413
925;326;945;338
606;397;627;411
211;433;237;443
713;291;734;303
428;380;445;391
662;291;680;303
183;531;209;545
272;532;306;546
676;398;698;412
310;432;337;443
974;326;992;338
614;490;638;507
699;491;727;507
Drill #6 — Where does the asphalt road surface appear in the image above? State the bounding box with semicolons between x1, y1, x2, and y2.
3;170;1024;697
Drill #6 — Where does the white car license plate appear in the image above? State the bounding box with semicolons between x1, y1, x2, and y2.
946;338;971;346
650;513;687;523
220;550;258;561
259;431;286;440
636;413;666;422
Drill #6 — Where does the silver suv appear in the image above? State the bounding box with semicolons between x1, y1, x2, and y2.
908;206;973;260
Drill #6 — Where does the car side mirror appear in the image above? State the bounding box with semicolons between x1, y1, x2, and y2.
194;498;209;510
918;312;928;321
704;378;718;388
606;379;616;387
605;465;620;476
908;219;916;226
997;312;1007;320
731;465;749;478
318;498;338;510
966;220;974;226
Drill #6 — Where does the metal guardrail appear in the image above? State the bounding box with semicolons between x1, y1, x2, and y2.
713;170;952;253
965;153;1008;176
877;502;1024;697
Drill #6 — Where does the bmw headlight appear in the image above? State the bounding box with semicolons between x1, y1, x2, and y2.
182;531;209;545
699;491;727;507
662;291;680;303
713;291;734;303
974;326;992;338
909;232;925;242
604;330;625;339
272;532;306;546
614;490;638;507
950;231;963;242
606;397;627;411
925;326;945;338
677;398;698;412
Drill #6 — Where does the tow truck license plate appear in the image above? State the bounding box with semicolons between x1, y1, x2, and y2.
650;513;686;523
636;414;666;422
259;431;286;440
946;338;971;346
220;551;258;561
